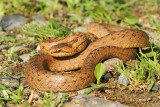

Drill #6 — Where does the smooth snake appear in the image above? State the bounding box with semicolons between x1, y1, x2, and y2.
25;22;150;92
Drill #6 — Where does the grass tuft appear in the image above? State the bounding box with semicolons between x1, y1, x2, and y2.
20;20;71;41
114;45;160;91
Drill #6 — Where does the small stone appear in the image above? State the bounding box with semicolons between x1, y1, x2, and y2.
74;26;87;33
139;99;147;102
2;90;9;98
104;72;113;82
33;93;40;100
139;98;151;102
84;17;92;25
0;31;7;37
74;17;91;33
0;54;3;58
157;96;160;99
63;95;128;107
148;82;159;91
0;77;20;88
0;15;27;30
101;72;113;83
129;71;135;77
28;37;35;41
19;53;31;62
143;29;160;46
0;31;7;44
36;45;41;52
30;14;48;25
11;46;27;52
118;73;130;86
103;58;121;72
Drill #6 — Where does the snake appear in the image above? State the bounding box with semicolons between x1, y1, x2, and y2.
25;22;150;92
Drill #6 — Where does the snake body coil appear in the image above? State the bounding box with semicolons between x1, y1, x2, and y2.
25;22;150;92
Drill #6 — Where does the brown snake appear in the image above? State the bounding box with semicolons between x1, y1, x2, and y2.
25;22;150;92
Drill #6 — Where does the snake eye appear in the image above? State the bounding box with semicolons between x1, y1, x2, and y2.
57;49;61;52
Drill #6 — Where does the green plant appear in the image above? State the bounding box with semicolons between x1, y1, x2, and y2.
94;63;106;84
114;45;160;91
91;63;106;88
146;11;160;31
7;40;23;56
4;36;16;42
37;90;69;107
114;61;131;83
0;0;57;16
37;0;62;14
0;0;34;16
30;51;37;56
59;0;138;23
0;84;24;105
154;0;159;11
37;90;54;107
124;15;139;25
138;46;160;80
6;40;24;63
20;20;71;41
84;88;92;95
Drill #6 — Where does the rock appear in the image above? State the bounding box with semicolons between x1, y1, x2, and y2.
0;31;7;43
30;14;48;25
143;29;160;45
157;96;160;99
74;17;92;33
0;15;27;30
103;58;121;72
63;95;128;107
102;72;113;82
0;30;7;36
148;82;160;91
118;73;130;86
36;45;41;52
0;65;2;71
84;17;92;25
4;104;18;107
0;77;20;88
11;45;27;52
0;45;6;51
19;53;31;62
74;26;87;33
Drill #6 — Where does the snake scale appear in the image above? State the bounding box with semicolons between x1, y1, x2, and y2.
25;22;150;92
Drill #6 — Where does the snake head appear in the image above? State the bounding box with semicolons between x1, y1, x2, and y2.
40;32;88;57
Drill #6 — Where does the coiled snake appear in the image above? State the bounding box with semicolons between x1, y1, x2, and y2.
25;22;150;92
